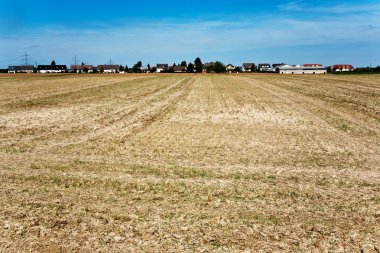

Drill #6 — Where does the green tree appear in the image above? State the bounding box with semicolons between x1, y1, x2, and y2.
51;60;56;66
187;63;194;73
125;65;129;72
119;65;125;72
151;67;157;73
205;65;215;73
194;57;203;73
214;61;226;73
132;61;142;73
234;66;242;73
250;64;256;72
181;61;187;67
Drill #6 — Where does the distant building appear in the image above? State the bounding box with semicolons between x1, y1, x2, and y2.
70;65;94;73
8;65;34;73
172;66;187;73
38;65;67;73
272;63;286;68
242;63;255;72
98;65;119;73
156;64;169;73
141;66;150;73
303;64;323;67
226;64;235;73
276;64;327;74
332;64;354;72
258;63;272;72
204;62;215;68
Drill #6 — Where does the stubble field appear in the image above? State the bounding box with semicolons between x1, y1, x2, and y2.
0;73;379;252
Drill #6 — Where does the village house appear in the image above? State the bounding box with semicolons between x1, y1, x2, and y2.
156;64;169;73
38;65;67;73
303;64;323;67
70;65;95;73
226;64;235;73
332;64;354;72
204;62;215;68
258;63;272;72
272;63;286;68
172;66;187;73
8;65;34;73
242;63;255;72
98;65;119;73
276;64;327;74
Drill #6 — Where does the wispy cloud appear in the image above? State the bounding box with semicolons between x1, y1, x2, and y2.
279;0;380;14
0;3;379;67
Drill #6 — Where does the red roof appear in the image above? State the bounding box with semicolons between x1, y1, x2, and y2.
70;65;94;70
333;64;354;69
303;64;322;67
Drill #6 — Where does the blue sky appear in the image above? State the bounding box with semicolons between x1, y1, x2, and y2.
0;0;379;68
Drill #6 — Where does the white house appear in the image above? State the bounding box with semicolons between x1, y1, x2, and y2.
332;64;354;72
98;65;119;73
38;65;67;73
276;64;327;74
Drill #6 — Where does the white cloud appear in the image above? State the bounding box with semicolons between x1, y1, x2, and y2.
0;8;379;67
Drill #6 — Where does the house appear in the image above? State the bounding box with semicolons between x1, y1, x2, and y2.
156;64;169;73
38;65;67;73
203;62;216;73
276;64;327;74
226;64;235;73
303;64;323;67
141;66;150;73
172;66;187;73
272;63;286;68
258;63;272;72
332;64;354;72
98;65;119;73
242;63;255;72
70;65;94;73
204;62;215;68
8;65;34;73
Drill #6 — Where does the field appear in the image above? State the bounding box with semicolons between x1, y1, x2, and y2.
0;73;379;252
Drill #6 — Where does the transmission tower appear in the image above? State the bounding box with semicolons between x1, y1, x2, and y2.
73;56;79;66
21;52;31;66
108;59;113;65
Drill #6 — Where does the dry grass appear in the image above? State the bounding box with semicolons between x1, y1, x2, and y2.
0;73;379;252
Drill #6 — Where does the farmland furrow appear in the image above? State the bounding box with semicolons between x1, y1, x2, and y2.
0;75;153;108
234;76;376;155
37;76;193;153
